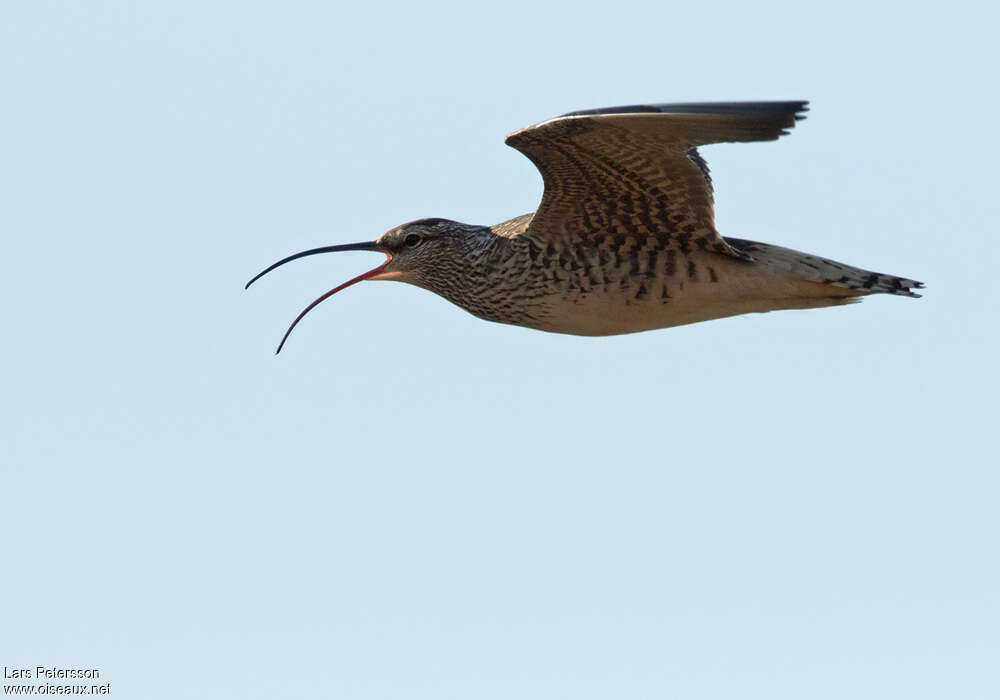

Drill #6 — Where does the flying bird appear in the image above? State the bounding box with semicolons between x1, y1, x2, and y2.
247;101;922;353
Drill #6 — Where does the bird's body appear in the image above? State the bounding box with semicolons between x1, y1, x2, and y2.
383;213;903;337
247;101;922;352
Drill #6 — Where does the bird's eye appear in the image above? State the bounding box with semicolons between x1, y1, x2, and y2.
404;233;422;247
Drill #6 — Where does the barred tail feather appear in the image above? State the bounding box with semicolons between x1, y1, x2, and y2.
726;237;924;298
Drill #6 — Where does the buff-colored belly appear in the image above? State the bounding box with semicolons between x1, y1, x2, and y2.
521;270;858;336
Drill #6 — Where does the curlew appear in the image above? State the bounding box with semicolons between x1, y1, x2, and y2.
247;101;922;353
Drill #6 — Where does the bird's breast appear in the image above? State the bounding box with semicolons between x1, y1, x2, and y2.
446;240;755;335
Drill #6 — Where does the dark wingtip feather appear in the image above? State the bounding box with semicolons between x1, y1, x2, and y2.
560;100;810;120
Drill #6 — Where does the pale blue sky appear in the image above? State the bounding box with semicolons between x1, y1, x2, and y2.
2;1;997;698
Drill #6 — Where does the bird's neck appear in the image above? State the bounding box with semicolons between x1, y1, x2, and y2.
408;226;549;327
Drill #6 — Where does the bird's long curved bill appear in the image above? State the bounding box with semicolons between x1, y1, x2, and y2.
245;241;387;354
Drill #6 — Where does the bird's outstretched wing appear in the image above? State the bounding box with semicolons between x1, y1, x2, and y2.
505;101;808;258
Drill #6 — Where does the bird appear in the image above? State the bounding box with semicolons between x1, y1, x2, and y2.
247;101;922;353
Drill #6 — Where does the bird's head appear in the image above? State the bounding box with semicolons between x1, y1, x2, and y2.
371;218;476;277
245;218;483;353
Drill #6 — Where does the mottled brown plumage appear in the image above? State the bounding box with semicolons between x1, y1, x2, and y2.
247;101;923;353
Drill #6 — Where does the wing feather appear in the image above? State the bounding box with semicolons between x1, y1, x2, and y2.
505;101;808;257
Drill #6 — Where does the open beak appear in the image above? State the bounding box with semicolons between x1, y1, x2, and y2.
245;241;391;354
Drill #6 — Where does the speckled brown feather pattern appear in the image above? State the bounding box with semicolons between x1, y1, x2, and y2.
250;101;923;350
504;105;806;261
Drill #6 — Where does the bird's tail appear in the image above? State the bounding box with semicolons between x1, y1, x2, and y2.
725;237;924;298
